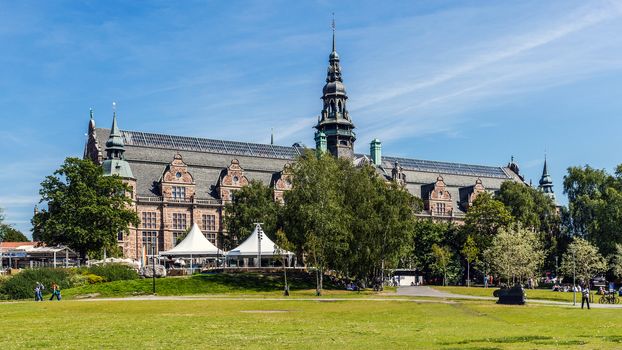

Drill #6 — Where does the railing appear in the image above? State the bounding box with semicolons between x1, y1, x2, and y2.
136;196;223;206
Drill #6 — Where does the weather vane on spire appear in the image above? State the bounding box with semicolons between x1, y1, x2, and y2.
112;101;117;115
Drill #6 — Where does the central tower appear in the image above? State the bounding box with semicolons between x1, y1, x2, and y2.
314;23;356;158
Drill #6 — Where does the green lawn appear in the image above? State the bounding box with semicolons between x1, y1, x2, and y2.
1;298;621;349
61;273;395;299
433;286;586;303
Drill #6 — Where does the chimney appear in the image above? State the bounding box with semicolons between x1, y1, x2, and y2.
370;138;382;166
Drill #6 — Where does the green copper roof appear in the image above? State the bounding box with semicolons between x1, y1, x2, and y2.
106;112;125;151
102;158;134;179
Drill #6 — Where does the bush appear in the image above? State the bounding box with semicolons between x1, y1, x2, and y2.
86;264;138;282
0;268;74;300
85;274;105;284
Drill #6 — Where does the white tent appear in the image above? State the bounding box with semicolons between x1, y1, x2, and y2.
226;224;293;267
159;223;224;257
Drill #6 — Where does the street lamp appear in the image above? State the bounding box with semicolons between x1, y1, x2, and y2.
152;243;156;295
572;251;577;306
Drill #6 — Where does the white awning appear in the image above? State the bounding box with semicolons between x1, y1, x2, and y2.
226;224;293;257
159;223;224;257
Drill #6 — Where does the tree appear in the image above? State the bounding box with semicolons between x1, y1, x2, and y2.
282;151;351;295
461;235;479;287
0;208;29;242
608;243;622;280
560;237;607;285
275;228;294;296
223;180;279;250
431;244;452;286
563;165;622;256
0;225;29;242
496;181;561;272
32;157;139;260
410;219;452;279
464;192;513;253
484;225;544;284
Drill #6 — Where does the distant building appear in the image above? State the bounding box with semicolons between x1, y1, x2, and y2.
84;31;531;260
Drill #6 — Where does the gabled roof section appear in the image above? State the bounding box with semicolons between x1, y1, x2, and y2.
120;130;303;160
382;155;510;179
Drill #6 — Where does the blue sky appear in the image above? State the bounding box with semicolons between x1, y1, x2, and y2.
2;0;622;237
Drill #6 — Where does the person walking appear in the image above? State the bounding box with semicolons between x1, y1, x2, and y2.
34;282;44;302
581;284;590;309
49;282;61;301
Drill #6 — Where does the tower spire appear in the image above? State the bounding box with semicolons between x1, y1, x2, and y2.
538;155;555;201
102;102;134;179
314;18;356;158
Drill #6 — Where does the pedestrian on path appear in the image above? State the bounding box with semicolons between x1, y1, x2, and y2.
581;285;590;309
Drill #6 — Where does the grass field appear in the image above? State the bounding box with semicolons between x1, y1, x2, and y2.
60;273;395;299
433;286;587;303
1;298;621;349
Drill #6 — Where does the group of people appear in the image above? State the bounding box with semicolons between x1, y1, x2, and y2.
34;282;61;301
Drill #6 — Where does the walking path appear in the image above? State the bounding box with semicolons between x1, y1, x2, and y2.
396;286;622;309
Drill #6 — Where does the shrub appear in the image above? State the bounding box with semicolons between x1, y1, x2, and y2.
86;264;138;282
85;274;105;284
0;268;74;300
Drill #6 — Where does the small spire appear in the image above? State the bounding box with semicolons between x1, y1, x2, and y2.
90;108;94;119
331;13;336;52
270;128;274;145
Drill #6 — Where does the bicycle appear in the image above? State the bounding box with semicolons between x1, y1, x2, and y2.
598;291;620;304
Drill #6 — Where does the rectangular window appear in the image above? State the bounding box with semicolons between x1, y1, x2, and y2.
117;230;124;241
436;203;446;214
203;232;217;245
141;212;157;229
201;214;216;231
172;186;186;200
142;231;158;254
172;213;188;230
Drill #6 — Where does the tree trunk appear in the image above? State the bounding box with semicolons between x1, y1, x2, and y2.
467;262;470;287
315;268;322;296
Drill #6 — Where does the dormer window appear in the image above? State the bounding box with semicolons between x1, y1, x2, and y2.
172;186;186;199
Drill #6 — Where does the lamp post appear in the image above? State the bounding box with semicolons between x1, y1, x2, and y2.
152;243;156;295
572;251;577;306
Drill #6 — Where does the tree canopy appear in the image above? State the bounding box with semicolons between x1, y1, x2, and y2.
560;237;606;284
563;165;622;256
32;157;139;259
223;180;279;250
484;224;544;284
0;208;29;242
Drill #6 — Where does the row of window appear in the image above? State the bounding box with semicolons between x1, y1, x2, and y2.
140;212;217;231
141;230;217;252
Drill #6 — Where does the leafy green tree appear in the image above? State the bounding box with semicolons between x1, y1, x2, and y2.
31;157;139;260
464;192;513;253
0;225;29;242
431;244;452;286
410;219;449;279
563;165;622;256
461;235;479;287
0;208;29;242
484;225;544;284
341;164;418;285
223;180;279;250
560;237;607;284
608;243;622;280
282;151;351;295
496;181;561;272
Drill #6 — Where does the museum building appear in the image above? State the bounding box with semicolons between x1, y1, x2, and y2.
83;32;549;260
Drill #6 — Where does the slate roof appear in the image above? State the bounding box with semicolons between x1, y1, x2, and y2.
94;128;520;212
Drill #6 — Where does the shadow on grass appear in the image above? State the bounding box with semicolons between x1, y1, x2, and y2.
441;335;588;346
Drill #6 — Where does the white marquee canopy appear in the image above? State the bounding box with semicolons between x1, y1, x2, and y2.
226;224;293;258
159;223;224;257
